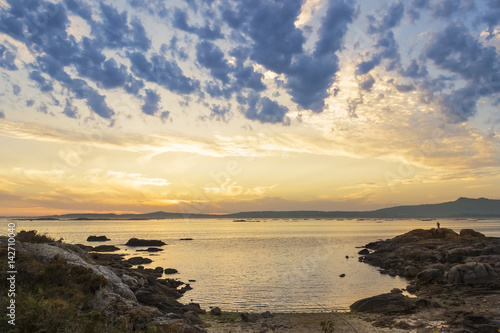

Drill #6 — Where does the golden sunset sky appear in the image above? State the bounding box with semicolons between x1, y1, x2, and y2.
0;0;499;216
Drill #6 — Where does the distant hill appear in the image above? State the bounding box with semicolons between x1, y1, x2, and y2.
21;197;500;220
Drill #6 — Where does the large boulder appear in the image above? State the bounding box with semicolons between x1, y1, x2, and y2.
126;238;166;247
460;229;486;239
446;247;484;263
403;265;419;277
415;268;442;284
445;262;497;284
350;293;413;314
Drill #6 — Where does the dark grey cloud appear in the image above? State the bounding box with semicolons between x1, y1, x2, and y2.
63;100;78;118
0;42;17;70
173;8;223;40
204;81;233;99
360;75;375;92
29;71;53;92
401;59;428;78
425;22;500;121
64;0;92;20
196;41;230;84
407;0;430;22
141;89;161;115
233;65;266;91
225;0;355;114
161;37;189;61
242;0;304;74
367;2;405;34
0;0;159;121
241;93;289;124
160;111;170;120
432;0;462;18
129;52;200;94
128;0;168;18
92;3;151;51
395;83;415;92
210;104;231;122
356;31;401;75
12;84;20;95
26;99;34;106
84;88;114;119
0;110;4;118
474;0;500;37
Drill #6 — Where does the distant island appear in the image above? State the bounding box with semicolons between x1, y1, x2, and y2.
10;197;500;220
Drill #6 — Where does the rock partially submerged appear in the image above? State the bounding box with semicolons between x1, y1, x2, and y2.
136;247;164;252
127;256;153;265
126;238;166;247
87;235;110;242
93;245;120;252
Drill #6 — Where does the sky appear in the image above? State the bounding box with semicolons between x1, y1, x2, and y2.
0;0;499;216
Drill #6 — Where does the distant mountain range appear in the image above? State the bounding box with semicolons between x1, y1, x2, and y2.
19;197;500;220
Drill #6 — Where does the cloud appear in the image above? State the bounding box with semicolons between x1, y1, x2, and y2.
172;8;223;40
29;71;53;92
0;42;17;70
92;3;151;51
367;2;405;34
129;52;200;94
64;0;92;20
62;100;79;119
407;0;430;22
0;111;4;118
210;104;231;122
141;89;161;115
196;40;231;84
160;111;170;121
241;93;290;124
474;0;500;37
395;83;415;92
360;75;375;92
401;59;428;78
425;22;500;121
356;31;401;74
162;37;189;61
128;0;169;18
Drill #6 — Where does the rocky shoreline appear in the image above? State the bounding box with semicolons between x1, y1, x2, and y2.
354;227;500;332
2;227;500;332
0;232;207;333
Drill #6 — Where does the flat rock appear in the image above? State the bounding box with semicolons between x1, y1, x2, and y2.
164;268;178;274
126;238;166;247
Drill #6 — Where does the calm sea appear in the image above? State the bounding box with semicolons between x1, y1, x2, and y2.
2;218;500;312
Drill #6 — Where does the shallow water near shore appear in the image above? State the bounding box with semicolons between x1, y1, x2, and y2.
4;218;500;312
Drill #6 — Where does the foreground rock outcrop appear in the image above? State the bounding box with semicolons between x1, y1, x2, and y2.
0;233;206;333
354;227;500;332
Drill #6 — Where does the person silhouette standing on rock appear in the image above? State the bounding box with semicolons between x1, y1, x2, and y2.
436;221;440;229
